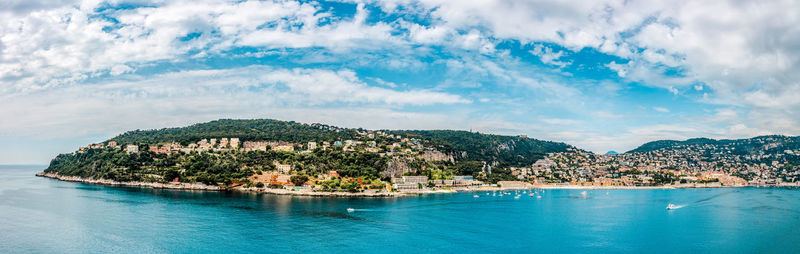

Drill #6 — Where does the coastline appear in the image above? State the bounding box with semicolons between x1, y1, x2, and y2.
36;172;413;197
36;172;795;198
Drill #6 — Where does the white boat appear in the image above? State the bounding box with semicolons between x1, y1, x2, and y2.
346;208;355;213
473;195;480;198
514;195;520;199
536;195;542;199
666;204;679;210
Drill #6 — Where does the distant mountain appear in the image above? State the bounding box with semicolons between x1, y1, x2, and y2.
626;135;800;153
605;151;618;155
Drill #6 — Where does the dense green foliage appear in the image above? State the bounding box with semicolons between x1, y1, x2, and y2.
628;135;800;154
389;130;572;167
45;147;387;186
110;119;357;145
627;138;718;153
47;118;574;185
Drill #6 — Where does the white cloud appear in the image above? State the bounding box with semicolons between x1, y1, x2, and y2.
2;0;800;162
0;0;404;93
530;44;569;67
0;65;468;139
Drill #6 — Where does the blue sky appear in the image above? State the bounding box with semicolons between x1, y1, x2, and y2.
1;0;799;164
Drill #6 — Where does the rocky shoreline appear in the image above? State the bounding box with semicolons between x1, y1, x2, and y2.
37;172;796;198
36;172;222;191
36;172;415;197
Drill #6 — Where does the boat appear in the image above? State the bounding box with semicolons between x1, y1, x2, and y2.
666;204;679;210
346;208;355;213
473;195;480;198
536;195;541;199
514;195;520;199
529;193;534;197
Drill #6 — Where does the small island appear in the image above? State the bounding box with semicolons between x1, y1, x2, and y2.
39;119;800;196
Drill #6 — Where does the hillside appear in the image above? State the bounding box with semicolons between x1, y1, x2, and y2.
45;119;574;186
388;130;571;167
627;135;800;170
627;138;718;153
109;119;572;168
627;136;800;153
110;119;357;145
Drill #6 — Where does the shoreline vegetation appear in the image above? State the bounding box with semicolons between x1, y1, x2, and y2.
37;172;798;198
42;119;800;198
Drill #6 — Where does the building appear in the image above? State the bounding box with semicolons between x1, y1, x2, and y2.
125;145;139;154
274;161;292;173
107;141;118;148
452;175;474;185
243;141;268;151
533;158;557;171
308;142;317;150
399;176;428;184
453;175;473;181
497;181;529;189
230;138;240;148
393;183;420;190
273;145;294;152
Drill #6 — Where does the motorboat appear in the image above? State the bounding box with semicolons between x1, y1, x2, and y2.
346;208;355;213
666;204;679;210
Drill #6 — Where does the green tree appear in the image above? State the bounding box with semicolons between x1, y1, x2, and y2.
290;175;309;186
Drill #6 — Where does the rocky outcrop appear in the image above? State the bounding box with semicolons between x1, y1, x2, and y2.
382;157;415;179
36;172;221;191
419;150;454;163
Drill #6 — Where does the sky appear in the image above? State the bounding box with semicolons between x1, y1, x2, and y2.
1;0;799;164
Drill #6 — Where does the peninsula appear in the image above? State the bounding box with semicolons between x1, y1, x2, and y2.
39;119;800;196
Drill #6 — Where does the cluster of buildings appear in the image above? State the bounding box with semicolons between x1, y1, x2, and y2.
390;175;484;190
80;129;444;160
510;137;800;186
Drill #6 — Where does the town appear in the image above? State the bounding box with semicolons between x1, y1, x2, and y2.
69;129;800;194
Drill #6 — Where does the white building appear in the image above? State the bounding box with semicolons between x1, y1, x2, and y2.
126;145;139;154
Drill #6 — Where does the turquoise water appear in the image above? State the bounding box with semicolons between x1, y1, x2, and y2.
1;165;799;253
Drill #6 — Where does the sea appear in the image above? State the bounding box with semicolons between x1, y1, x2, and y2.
1;165;799;253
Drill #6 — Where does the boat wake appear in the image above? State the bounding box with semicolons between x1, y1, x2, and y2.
346;208;376;212
666;203;686;210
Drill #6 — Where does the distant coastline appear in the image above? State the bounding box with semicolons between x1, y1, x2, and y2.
37;172;796;198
